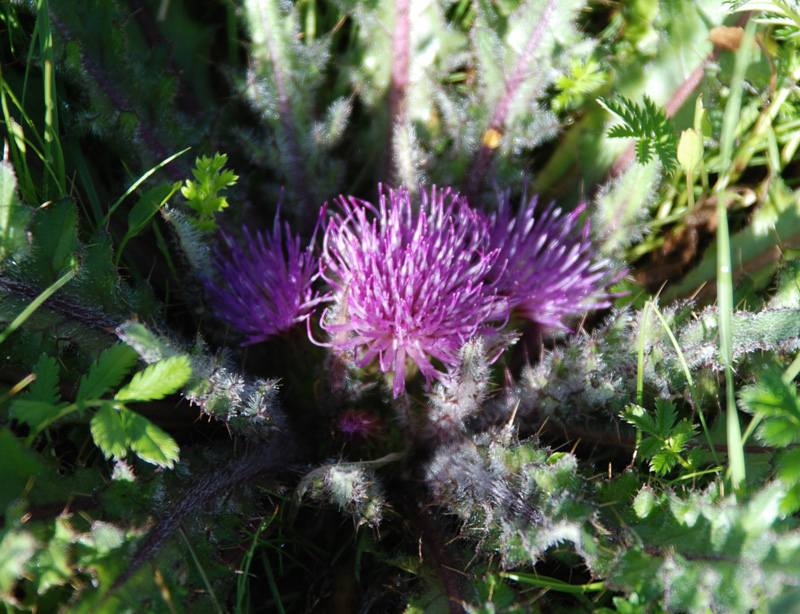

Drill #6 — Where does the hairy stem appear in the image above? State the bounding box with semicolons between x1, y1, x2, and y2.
467;0;557;199
248;0;312;214
386;0;411;184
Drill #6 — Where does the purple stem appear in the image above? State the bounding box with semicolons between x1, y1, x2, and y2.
466;0;558;199
386;0;411;184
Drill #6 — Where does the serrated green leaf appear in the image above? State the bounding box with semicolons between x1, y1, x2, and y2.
77;343;139;403
114;355;192;402
27;354;60;405
758;417;800;447
667;421;697;451
90;403;129;461
123;409;179;468
739;368;800;421
638;436;662;460
10;399;60;430
623;404;658;435
777;447;800;484
651;450;679;475
654;399;676;438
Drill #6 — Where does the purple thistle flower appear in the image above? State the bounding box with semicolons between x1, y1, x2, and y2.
204;213;326;345
486;192;615;330
320;185;506;398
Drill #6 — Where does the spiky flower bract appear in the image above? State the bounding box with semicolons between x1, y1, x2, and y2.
487;192;615;330
204;214;325;345
320;185;506;397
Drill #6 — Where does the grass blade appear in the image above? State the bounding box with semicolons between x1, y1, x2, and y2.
717;18;757;488
0;268;76;346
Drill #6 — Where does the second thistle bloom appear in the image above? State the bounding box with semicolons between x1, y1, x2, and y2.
205;214;325;344
486;193;615;330
320;186;506;397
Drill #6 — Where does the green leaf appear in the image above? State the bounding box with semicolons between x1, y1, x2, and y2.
0;428;45;509
10;355;64;429
777;447;800;484
27;354;60;405
31;199;80;277
123;409;180;468
633;486;658;519
0;160;32;263
758;416;800;447
10;399;60;431
77;343;139;403
114;181;182;265
651;450;679;476
598;95;678;171
127;183;178;233
637;437;662;460
114;355;192;402
654;399;676;438
90;403;129;461
739;367;800;421
623;404;658;435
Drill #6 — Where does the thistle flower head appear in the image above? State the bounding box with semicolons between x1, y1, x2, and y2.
487;192;615;329
320;185;505;397
205;212;325;344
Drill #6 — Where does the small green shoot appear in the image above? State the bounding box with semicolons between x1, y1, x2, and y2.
181;153;239;232
623;400;701;477
552;57;608;112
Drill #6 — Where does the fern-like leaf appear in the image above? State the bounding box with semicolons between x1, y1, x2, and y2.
598;95;678;171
